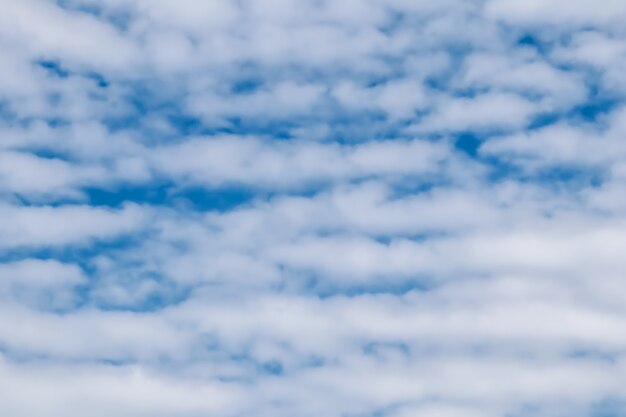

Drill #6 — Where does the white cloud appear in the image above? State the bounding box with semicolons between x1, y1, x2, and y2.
415;92;539;132
0;259;86;309
0;203;148;249
0;0;138;72
1;0;626;416
150;136;451;188
486;0;626;26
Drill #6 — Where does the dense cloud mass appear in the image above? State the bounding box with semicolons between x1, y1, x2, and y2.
1;0;626;416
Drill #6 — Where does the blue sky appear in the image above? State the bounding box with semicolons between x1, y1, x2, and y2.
1;0;626;416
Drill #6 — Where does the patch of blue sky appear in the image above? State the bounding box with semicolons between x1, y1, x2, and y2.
84;184;257;212
531;165;605;188
481;155;603;189
37;59;71;78
219;117;297;139
386;175;447;195
230;78;265;95
452;131;483;157
326;279;433;299
26;147;75;160
36;59;109;92
55;0;102;15
516;33;554;55
89;284;192;313
292;271;434;299
84;72;110;89
42;117;73;129
55;0;134;31
0;233;148;270
362;341;411;358
260;359;285;376
526;112;562;130
573;99;621;123
569;88;622;124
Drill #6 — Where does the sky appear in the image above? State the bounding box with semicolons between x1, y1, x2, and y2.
1;0;626;416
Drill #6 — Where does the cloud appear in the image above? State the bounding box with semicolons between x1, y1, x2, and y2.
415;92;540;132
1;0;626;416
0;259;86;309
486;0;626;26
150;136;452;188
0;203;148;249
0;0;138;72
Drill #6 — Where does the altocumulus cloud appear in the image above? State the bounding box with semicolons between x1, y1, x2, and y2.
1;0;626;416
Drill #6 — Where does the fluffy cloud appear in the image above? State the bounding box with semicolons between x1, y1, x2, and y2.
1;1;625;417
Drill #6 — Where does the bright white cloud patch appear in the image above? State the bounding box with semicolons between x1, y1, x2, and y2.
1;1;626;416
